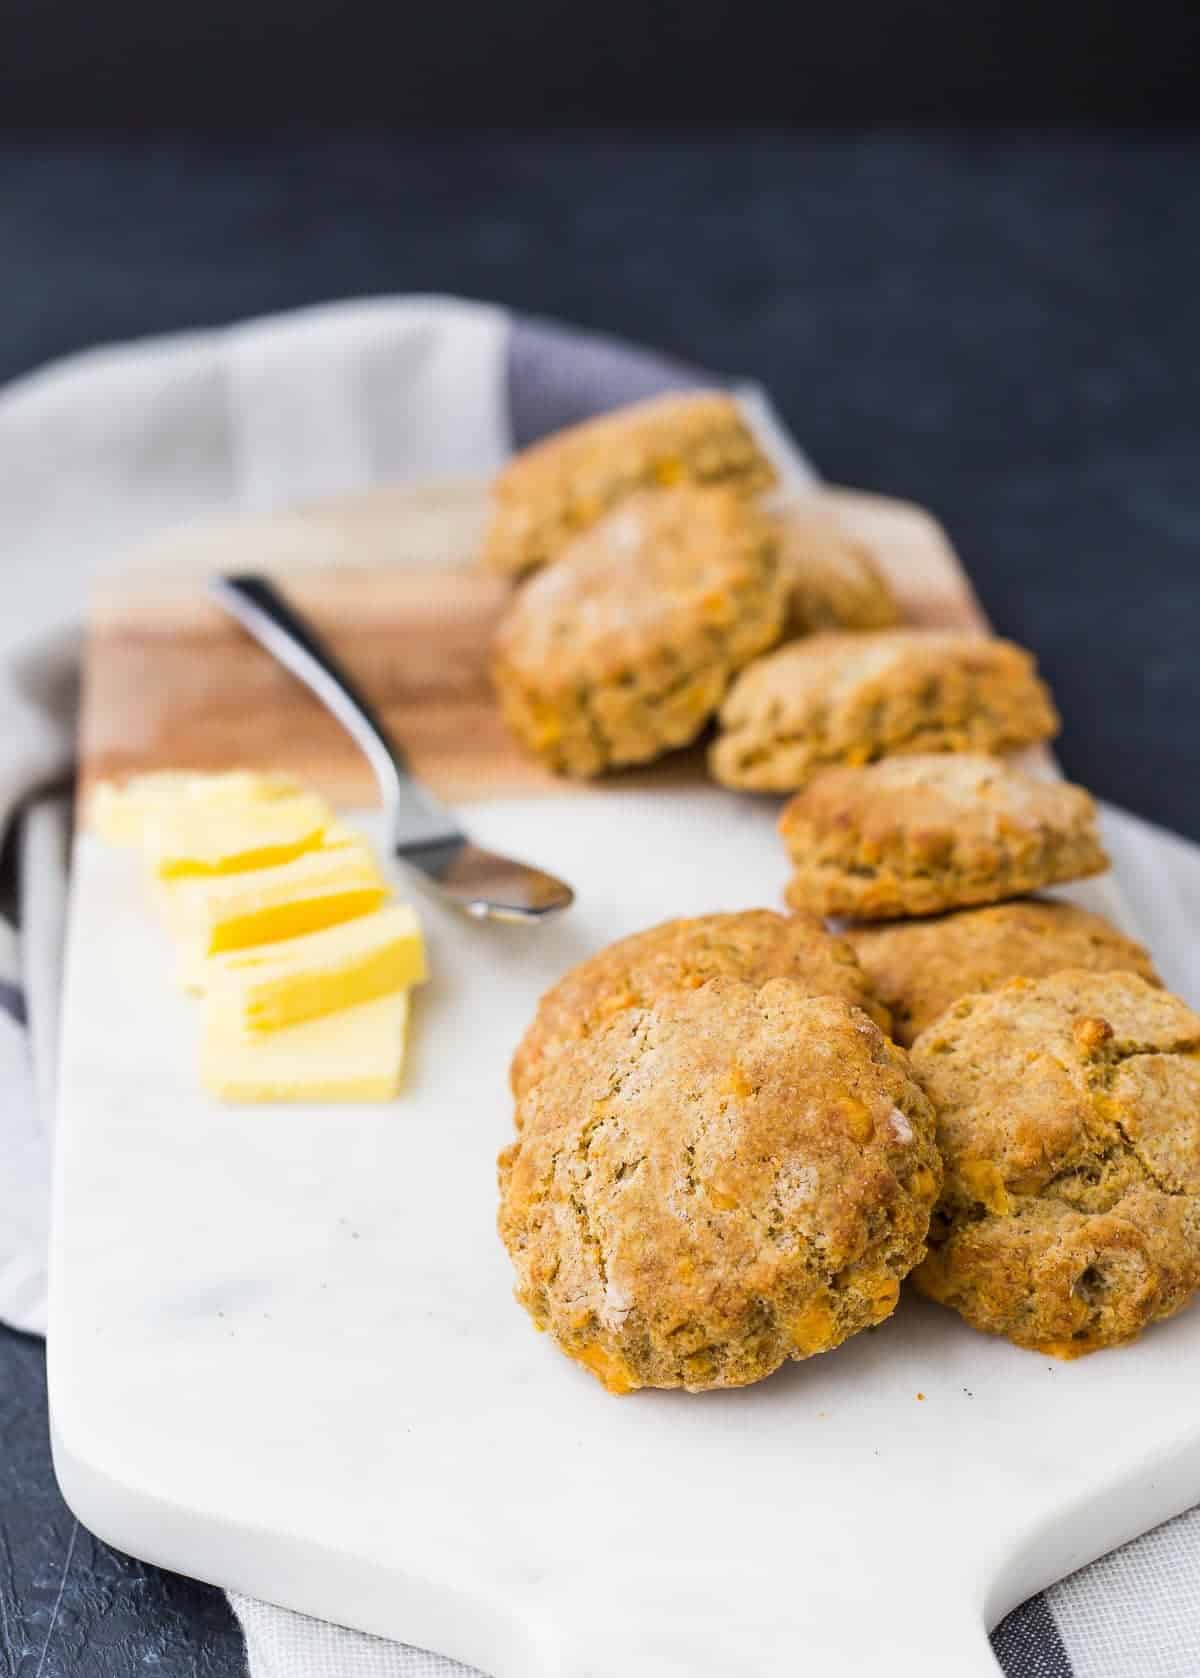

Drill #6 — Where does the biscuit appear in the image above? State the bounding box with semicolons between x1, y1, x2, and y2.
779;755;1108;920
910;971;1200;1357
499;979;941;1393
492;486;785;778
774;504;900;636
483;390;777;578
846;900;1159;1046
511;908;888;1100
710;628;1059;792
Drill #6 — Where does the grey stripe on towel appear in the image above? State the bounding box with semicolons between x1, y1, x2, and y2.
0;980;27;1026
506;314;712;449
993;1593;1075;1677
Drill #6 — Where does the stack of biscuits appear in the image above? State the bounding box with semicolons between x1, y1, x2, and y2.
485;389;900;779
487;392;1200;1395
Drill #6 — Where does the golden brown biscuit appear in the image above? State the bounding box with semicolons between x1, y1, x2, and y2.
779;755;1108;920
492;486;785;778
511;908;888;1099
710;628;1059;792
499;979;941;1393
774;504;900;636
910;971;1200;1357
846;900;1160;1046
483;390;777;578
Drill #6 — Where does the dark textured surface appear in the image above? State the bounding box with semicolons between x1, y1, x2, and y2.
0;1326;242;1676
2;131;1198;1676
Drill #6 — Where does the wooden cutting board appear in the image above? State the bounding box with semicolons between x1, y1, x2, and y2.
80;482;988;806
55;480;1200;1678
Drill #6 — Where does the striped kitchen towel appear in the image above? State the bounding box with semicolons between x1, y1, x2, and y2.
1;296;1198;1678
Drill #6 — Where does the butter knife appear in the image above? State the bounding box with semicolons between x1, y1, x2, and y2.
211;574;574;922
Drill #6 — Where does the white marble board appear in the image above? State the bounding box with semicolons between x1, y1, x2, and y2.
48;787;1200;1678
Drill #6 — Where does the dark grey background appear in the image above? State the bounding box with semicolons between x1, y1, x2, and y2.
5;0;1200;126
1;125;1197;1674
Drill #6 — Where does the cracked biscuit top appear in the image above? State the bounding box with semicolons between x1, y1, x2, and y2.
779;754;1108;920
491;486;785;778
498;978;941;1393
845;900;1158;1044
710;627;1059;792
911;970;1200;1356
510;909;888;1100
482;390;777;577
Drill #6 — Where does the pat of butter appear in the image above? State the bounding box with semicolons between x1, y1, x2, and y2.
202;989;411;1103
168;838;387;967
206;903;426;1033
90;770;302;847
147;791;332;879
157;823;365;941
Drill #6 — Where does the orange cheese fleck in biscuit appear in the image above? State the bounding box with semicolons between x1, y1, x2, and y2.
787;1300;838;1355
575;1343;639;1395
959;1159;1013;1217
839;1095;875;1143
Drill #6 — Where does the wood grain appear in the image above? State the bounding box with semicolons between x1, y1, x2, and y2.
80;482;987;807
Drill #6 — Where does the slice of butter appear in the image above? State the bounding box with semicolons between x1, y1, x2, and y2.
147;791;332;879
156;823;366;941
169;837;388;967
89;770;302;847
202;989;411;1103
205;903;426;1033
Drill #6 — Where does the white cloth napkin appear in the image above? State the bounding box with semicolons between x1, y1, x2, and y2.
2;295;1199;1678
